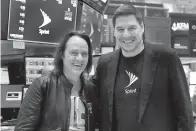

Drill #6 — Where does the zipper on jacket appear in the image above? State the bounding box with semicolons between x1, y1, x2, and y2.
66;87;72;130
88;110;90;131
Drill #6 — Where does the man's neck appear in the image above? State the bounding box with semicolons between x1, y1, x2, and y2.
63;71;80;84
122;41;144;57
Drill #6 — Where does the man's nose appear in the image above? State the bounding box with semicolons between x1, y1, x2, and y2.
76;53;83;60
122;30;131;37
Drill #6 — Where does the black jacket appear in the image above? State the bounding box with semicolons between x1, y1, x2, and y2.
14;73;98;131
91;43;194;131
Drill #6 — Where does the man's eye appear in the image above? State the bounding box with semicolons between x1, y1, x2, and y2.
81;52;88;57
128;28;136;31
70;51;78;56
117;28;124;32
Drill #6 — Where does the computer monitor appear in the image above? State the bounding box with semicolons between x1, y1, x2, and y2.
82;0;111;14
25;57;54;85
77;2;103;54
1;85;23;108
7;0;77;44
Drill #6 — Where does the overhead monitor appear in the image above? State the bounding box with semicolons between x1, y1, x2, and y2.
79;2;103;54
170;13;196;36
82;0;111;14
8;0;77;44
171;19;190;36
101;14;115;46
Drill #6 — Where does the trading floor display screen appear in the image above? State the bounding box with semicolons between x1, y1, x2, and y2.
101;15;115;46
25;57;54;85
172;36;191;56
170;13;196;57
83;0;110;13
79;3;103;54
8;0;77;44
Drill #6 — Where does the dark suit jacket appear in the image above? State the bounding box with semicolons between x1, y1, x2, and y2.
92;43;194;131
192;93;196;114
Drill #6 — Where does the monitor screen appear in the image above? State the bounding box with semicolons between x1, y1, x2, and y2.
25;57;54;85
0;67;10;84
8;0;77;44
172;36;191;56
79;3;103;54
169;14;191;36
1;84;23;108
171;19;189;36
83;0;111;14
101;15;115;46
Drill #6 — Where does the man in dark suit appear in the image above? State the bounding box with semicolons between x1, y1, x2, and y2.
91;4;194;131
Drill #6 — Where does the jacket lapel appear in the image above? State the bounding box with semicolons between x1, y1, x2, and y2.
138;45;158;123
106;49;121;124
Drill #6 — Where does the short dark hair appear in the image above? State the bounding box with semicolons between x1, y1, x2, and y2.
112;4;143;27
53;31;92;77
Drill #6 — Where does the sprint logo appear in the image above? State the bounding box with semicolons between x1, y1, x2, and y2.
39;9;51;28
124;70;138;94
39;9;51;35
